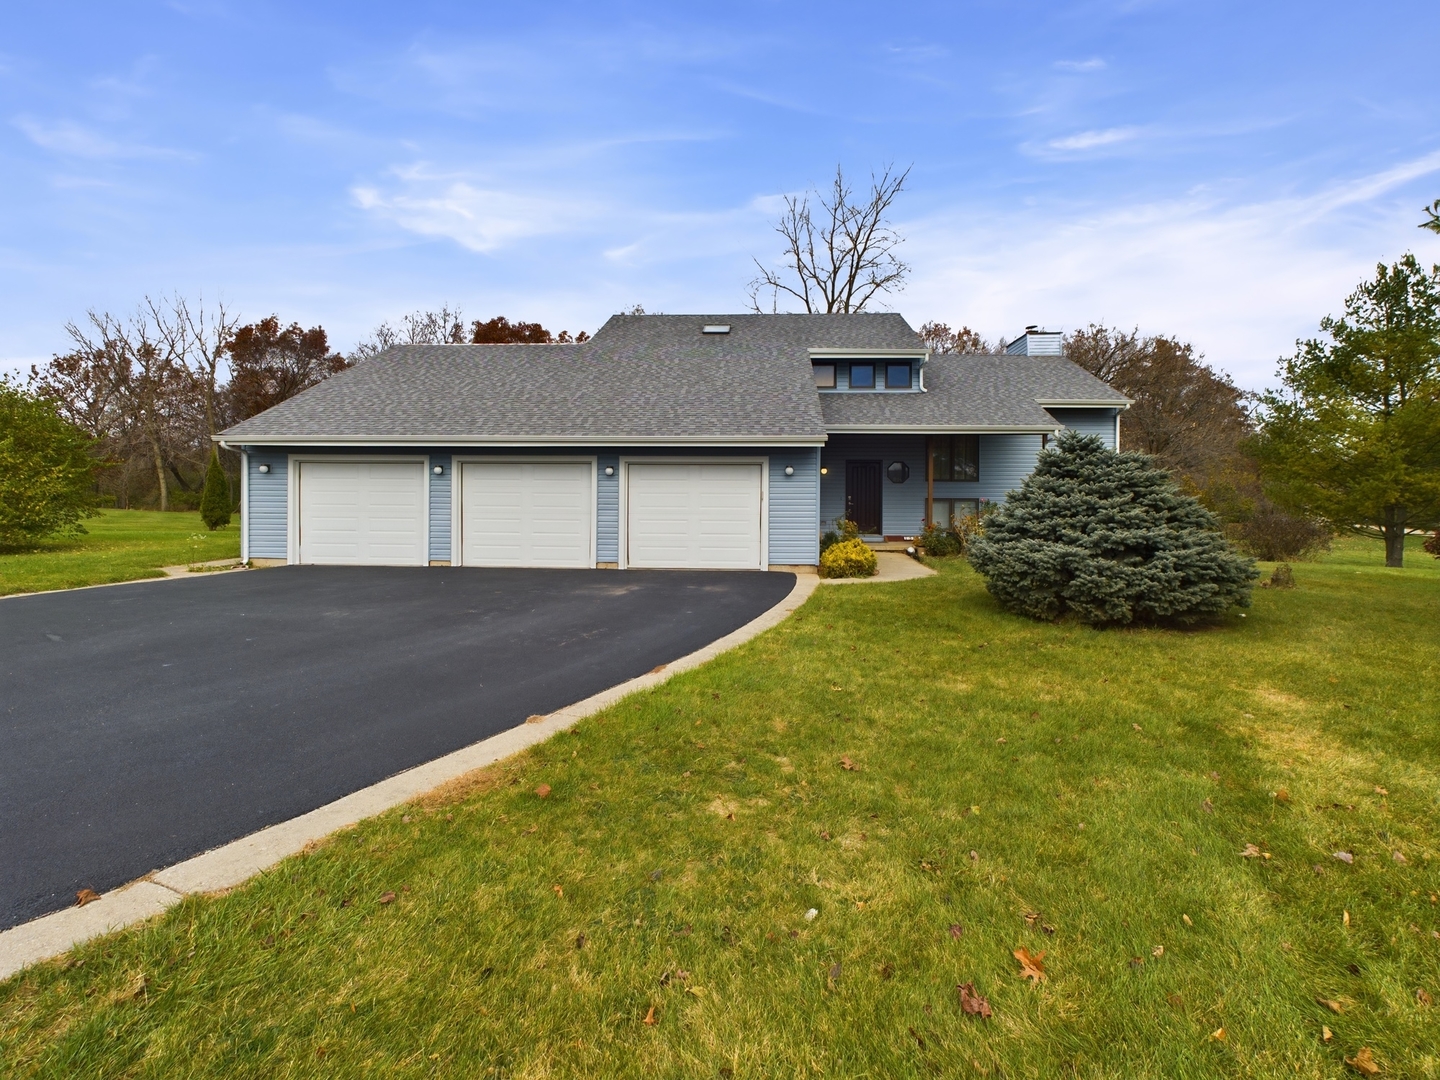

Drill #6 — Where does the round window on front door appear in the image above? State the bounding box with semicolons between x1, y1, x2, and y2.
887;461;910;484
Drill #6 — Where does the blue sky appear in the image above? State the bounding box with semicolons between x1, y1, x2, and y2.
3;1;1439;387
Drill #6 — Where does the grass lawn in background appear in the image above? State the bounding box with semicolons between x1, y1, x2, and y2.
0;509;240;597
1;536;1437;1078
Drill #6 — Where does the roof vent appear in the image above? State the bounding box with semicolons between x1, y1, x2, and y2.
701;324;731;334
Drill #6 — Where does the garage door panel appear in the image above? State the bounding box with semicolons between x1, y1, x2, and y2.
298;461;427;566
626;462;763;569
460;461;592;568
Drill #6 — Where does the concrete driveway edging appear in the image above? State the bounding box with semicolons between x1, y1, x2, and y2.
0;570;818;982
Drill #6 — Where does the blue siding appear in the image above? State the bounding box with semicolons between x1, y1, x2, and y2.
428;454;451;561
821;433;1048;535
246;452;289;560
597;453;620;562
767;448;820;565
1048;407;1119;449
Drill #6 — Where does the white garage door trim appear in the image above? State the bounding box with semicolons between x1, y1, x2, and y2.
619;456;769;571
451;456;597;568
287;455;430;566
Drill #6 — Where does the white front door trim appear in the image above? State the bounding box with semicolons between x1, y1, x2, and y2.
287;454;431;566
618;456;769;571
451;456;598;568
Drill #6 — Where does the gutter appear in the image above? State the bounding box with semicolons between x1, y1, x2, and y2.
213;434;828;448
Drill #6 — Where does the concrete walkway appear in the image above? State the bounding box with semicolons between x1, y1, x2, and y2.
820;550;936;584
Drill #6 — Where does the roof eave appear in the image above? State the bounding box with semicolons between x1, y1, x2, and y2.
1035;398;1133;409
824;423;1062;435
215;433;828;448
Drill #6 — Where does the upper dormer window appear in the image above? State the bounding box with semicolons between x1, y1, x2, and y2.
812;363;836;389
886;362;912;389
849;363;875;389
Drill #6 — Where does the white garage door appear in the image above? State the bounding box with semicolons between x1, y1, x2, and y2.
459;461;593;568
297;461;427;565
626;461;764;569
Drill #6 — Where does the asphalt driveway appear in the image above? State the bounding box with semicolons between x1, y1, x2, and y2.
0;566;795;931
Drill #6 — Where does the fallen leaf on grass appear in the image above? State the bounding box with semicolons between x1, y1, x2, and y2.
1322;1025;1333;1042
949;924;963;939
1240;843;1263;858
828;962;842;984
1023;912;1040;926
1132;724;1142;732
1316;997;1344;1014
1275;788;1291;803
1013;948;1047;983
575;933;586;949
1334;851;1354;864
969;850;979;862
1345;1047;1380;1075
522;825;538;835
804;908;819;921
1042;923;1056;935
958;982;992;1018
1374;786;1388;796
75;888;101;907
552;884;564;898
839;755;857;771
1416;988;1431;1005
378;891;396;905
1202;798;1214;814
1343;910;1351;926
1210;1027;1226;1041
1183;914;1194;927
1129;956;1144;970
1392;851;1406;864
642;1005;657;1026
1152;945;1164;957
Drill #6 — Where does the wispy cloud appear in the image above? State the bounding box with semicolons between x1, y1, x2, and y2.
902;151;1440;388
13;116;189;160
1054;58;1106;73
1046;126;1141;152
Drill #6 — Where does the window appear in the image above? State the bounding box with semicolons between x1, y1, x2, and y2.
848;363;875;389
930;498;979;527
812;363;836;389
886;362;912;389
887;460;910;483
930;435;979;482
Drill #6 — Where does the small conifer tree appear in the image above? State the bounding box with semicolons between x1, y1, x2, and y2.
200;450;231;530
967;431;1257;625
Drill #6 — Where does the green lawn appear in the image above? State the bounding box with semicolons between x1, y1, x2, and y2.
2;537;1437;1078
0;510;240;597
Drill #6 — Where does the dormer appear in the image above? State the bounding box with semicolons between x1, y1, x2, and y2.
809;348;928;393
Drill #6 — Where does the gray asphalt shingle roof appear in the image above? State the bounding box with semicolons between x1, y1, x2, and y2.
218;313;1125;444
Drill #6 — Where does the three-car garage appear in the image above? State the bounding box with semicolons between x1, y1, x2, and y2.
288;456;770;571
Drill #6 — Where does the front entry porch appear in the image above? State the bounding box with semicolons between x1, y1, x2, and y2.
819;431;1048;540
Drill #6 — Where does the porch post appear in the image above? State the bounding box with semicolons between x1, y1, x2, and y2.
925;436;934;529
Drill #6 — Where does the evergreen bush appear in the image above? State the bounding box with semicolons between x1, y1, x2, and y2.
819;537;877;579
0;380;96;547
967;431;1257;625
200;450;231;530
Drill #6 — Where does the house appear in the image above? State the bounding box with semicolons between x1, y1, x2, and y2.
216;313;1128;570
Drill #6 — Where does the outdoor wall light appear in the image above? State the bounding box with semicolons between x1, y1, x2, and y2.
257;464;270;473
604;466;615;476
820;466;828;475
433;465;444;475
784;465;795;476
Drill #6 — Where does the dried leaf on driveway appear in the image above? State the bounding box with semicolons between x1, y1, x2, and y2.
1345;1047;1380;1075
958;982;992;1018
1013;948;1047;983
75;888;101;907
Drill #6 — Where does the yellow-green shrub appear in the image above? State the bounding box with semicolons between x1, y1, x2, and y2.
819;537;877;579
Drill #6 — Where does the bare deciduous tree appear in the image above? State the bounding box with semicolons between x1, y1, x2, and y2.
749;165;911;314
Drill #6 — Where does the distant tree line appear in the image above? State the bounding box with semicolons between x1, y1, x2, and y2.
18;301;583;522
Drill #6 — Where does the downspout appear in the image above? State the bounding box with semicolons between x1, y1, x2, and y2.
239;449;249;563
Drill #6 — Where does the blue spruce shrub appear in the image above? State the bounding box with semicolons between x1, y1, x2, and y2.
967;431;1257;625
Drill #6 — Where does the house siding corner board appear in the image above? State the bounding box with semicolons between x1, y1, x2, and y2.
820;433;1046;536
1048;407;1119;449
241;443;818;568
